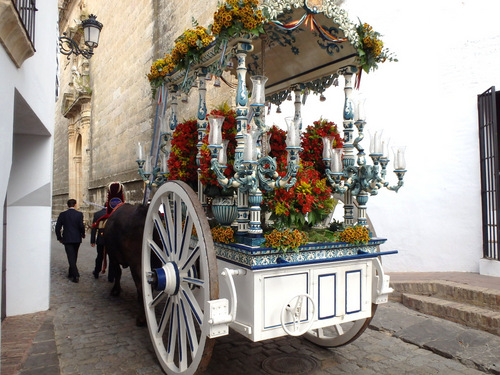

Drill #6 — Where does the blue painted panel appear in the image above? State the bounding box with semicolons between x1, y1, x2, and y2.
318;273;337;320
345;269;362;314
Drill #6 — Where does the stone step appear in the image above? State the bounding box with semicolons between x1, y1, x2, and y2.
390;280;500;312
399;292;500;336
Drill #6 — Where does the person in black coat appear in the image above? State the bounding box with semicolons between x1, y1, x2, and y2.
55;199;86;283
91;206;114;281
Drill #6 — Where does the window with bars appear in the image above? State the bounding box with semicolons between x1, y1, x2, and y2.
12;0;37;49
478;87;500;261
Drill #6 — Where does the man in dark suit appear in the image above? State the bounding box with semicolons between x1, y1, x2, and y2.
55;199;86;283
91;206;110;280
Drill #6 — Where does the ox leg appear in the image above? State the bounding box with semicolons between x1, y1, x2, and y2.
130;264;146;327
110;260;122;296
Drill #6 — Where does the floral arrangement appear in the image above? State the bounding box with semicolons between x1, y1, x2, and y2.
262;122;337;230
267;125;287;159
211;225;235;243
356;21;397;73
147;55;176;96
210;0;267;44
172;25;214;70
263;228;308;253
339;225;370;244
264;160;336;230
199;104;237;189
147;24;213;95
301;118;343;175
167;119;199;187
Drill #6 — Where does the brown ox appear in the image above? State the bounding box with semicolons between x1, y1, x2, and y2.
103;203;148;326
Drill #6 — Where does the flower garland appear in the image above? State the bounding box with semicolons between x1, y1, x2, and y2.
301;118;343;175
167;119;199;186
147;55;176;96
199;104;238;188
356;21;397;73
211;0;267;44
172;25;214;71
146;25;213;95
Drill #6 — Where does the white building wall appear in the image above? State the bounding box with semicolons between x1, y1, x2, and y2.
0;1;57;316
267;0;500;275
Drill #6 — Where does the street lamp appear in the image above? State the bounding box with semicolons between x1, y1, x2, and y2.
59;14;103;59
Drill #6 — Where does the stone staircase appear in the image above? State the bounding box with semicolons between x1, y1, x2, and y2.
389;279;500;336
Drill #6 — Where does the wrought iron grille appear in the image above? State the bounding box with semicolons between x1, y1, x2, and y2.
12;0;37;49
478;87;500;261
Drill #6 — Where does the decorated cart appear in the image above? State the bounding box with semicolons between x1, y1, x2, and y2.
137;1;406;374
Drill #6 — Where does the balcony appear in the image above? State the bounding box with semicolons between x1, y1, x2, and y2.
0;0;37;67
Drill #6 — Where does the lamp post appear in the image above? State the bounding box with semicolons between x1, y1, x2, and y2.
59;14;103;59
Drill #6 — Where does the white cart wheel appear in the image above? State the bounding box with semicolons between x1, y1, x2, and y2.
142;181;218;375
304;304;377;347
280;294;316;337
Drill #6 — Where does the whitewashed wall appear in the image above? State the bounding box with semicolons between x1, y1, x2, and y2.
267;0;500;274
0;2;57;316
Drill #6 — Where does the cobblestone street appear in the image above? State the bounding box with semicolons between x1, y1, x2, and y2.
3;234;499;375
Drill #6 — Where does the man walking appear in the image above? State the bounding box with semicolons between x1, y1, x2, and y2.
55;199;86;283
91;205;108;280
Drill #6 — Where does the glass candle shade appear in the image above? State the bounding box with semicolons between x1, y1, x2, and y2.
218;140;229;165
159;113;168;135
381;137;390;159
250;75;268;105
243;130;259;162
136;142;145;161
330;148;343;173
261;132;271;157
322;137;332;160
161;153;169;174
369;129;384;154
144;155;153;174
207;115;225;146
355;94;366;121
285;117;301;148
393;146;407;170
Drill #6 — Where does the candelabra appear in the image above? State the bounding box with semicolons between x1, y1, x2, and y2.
135;88;173;191
322;66;407;227
207;41;301;245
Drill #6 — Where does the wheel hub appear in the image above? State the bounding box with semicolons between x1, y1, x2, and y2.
147;262;180;295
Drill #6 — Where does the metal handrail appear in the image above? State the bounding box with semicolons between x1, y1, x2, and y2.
12;0;37;49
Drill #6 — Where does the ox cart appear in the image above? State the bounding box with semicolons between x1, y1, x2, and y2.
138;1;405;374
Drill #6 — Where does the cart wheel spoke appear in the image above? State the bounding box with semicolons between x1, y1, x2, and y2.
157;295;173;336
180;244;200;272
180;286;204;326
148;237;168;265
142;181;218;375
304;304;378;347
151;290;167;308
334;324;344;336
179;294;199;355
181;276;205;288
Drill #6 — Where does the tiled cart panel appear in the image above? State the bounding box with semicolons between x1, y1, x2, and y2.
217;257;373;342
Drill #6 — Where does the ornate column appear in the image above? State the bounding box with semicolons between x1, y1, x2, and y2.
293;87;302;130
197;69;209;207
234;41;253;236
341;66;357;226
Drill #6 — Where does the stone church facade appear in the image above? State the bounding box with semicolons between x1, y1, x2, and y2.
54;0;234;224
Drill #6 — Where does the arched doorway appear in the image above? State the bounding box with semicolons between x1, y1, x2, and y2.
74;134;82;205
